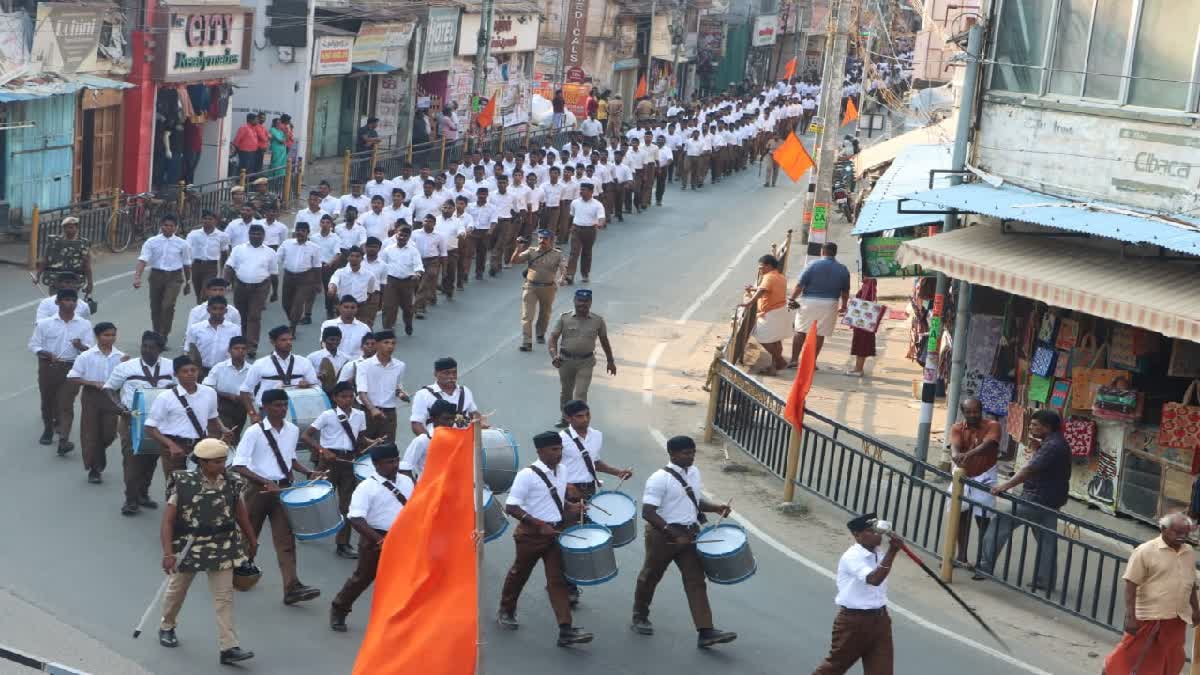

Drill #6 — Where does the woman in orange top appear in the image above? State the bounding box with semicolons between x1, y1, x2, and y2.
741;254;790;373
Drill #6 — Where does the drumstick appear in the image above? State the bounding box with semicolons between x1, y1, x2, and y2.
613;470;632;494
711;497;734;528
559;531;589;541
692;539;726;545
586;500;613;516
133;536;195;638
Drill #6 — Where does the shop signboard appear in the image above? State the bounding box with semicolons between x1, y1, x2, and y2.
354;21;416;69
422;7;460;73
860;236;930;277
312;35;352;76
697;18;724;63
458;13;540;56
563;0;589;71
613;57;640;71
31;3;106;74
752;14;778;47
157;6;253;81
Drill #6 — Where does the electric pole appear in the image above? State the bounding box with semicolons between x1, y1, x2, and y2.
648;0;659;100
800;0;851;257
472;0;495;99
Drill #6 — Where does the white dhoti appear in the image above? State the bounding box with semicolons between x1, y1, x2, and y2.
794;297;839;337
754;307;792;344
961;465;998;517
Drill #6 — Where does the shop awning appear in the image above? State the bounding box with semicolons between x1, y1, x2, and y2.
852;143;952;235
351;60;398;74
902;182;1200;256
895;224;1200;342
853;118;954;176
0;73;132;103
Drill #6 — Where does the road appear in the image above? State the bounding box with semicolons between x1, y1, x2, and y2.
0;163;1077;675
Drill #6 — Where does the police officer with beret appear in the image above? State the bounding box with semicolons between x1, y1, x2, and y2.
511;228;564;352
548;289;616;427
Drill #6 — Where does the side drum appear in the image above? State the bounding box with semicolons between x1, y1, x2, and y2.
131;388;172;454
694;523;757;585
479;428;520;493
585;491;637;547
279;480;344;541
285;387;331;430
558;524;617;586
481;487;508;543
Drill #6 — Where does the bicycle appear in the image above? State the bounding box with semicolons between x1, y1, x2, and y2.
109;191;164;253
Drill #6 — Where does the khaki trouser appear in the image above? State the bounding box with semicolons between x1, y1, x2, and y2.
119;417;159;504
470;230;495;278
332;533;384;615
812;608;894;675
441;249;459;298
366;407;397;443
495;219;514;271
191;260;219;302
382;276;418;330
79;386;118;473
282;270;320;326
242;482;301;594
557;200;572;241
233;279;270;352
541;206;560;234
415;258;441;312
558;354;596;413
319;454;358;547
149;268;185;340
320;265;337;319
37;359;76;438
356;292;381;327
499;522;572;625
639;164;656;209
521;284;557;345
160;567;239;651
217;396;247;438
632;525;714;630
457;237;474;286
565;226;597;280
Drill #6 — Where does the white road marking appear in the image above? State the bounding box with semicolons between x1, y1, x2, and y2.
0;384;38;402
0;270;134;319
642;342;667;406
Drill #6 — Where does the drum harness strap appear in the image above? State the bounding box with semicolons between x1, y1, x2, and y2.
423;385;466;422
336;411;359;454
260;422;293;487
172;386;207;439
268;355;295;386
128;361;172;385
528;466;565;523
663;467;707;524
374;475;408;505
567;432;599;492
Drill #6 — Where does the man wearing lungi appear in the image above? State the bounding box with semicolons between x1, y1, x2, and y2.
741;254;790;373
949;397;1000;567
788;242;850;367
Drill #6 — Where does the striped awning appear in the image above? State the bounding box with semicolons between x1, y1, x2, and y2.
895;224;1200;342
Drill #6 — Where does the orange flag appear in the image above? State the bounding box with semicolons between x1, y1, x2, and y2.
782;57;797;81
635;74;647;98
841;97;859;126
352;426;478;675
476;94;498;130
772;131;815;182
783;321;819;428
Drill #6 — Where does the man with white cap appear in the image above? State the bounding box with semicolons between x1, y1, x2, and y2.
158;438;256;665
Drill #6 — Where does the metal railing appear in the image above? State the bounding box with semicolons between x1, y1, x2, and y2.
704;357;1139;633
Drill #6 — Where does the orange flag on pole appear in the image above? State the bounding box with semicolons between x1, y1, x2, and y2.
783;321;819;428
782;57;797;81
771;131;815;183
841;97;859;127
476;93;498;130
635;74;648;98
352;426;478;675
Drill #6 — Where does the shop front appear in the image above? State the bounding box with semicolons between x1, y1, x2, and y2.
454;11;540;127
747;14;777;87
347;20;416;151
309;31;355;160
415;6;461;126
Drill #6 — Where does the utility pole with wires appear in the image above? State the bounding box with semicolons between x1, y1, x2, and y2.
471;0;496;128
799;0;852;260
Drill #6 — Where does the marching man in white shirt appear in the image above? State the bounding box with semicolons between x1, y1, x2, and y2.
185;210;229;300
134;214;191;344
398;400;457;480
329;441;414;632
188;278;242;327
302;381;370;559
811;513;901;675
497;431;593;646
67;321;124;484
223;224;277;357
563;182;605;286
105;331;175;515
327;246;379;326
30;287;93;453
203;335;251;437
276;222;323;333
183;296;242;377
631;435;737;648
143;355;228;488
238;325;319;422
380;225;424;336
355;329;407;442
409;357;478;436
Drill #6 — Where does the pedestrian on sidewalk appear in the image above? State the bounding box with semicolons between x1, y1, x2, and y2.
948;397;1000;568
741;254;790;374
848;278;878;376
787;242;850;368
974;409;1070;591
1102;512;1198;675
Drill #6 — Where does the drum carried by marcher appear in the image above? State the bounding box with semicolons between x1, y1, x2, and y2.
585;491;637;547
353;454;375;482
695;523;757;584
285;387;331;431
558;523;618;585
479;428;520;493
279;479;344;540
481;486;508;543
131;388;171;454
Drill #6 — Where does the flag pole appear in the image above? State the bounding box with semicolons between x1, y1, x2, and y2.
473;421;485;673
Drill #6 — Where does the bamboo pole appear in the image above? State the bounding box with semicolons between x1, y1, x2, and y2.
940;468;965;582
1192;625;1200;675
28;205;40;270
702;354;721;443
295;160;305;208
782;423;803;502
439;136;447;171
342;150;351;195
283;159;293;205
110;192;120;251
176;181;186;216
371;145;381;176
239;169;247;191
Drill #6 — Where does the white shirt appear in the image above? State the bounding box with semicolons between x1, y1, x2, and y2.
410;229;447;258
231;419;300;482
489;191;515;219
310;406;366;451
329;265;379;303
307;347;349;378
409;194;443;223
834;543;889;609
138;234;190;271
202;358;250;396
339;194;371;217
382;204;414;230
319;196;342;216
434;215;466;251
105;357;175;408
643;463;704;525
310;231;341;265
225;218;263;248
580;118;603;137
334;224;368;251
276;239;321;274
657;146;673;165
360;209;392;242
226;243;278;284
294;208;328;232
506;460;568;522
261;221;288;248
560;426;604;484
239;352;319;405
364;179;394;201
685;139;705;156
144;383;218;438
399;432;432;476
560;180;580;201
466;202;497;231
183;319;243;369
36;296;91;323
348;473;414;531
186;228;230;262
391;176;422;201
67;346;125;384
569;197;605;227
363;255;388;290
28;314;93;361
380;241;425;278
410;384;477;423
320;318;371;359
356;355;406;409
188;302;241;328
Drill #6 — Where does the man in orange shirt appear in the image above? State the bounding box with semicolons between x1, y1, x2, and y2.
949;397;1000;567
254;112;269;173
232;114;260;176
740;254;789;373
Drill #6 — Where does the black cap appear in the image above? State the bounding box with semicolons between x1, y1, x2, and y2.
262;389;289;405
370;443;400;462
434;357;457;371
533;431;562;449
847;513;877;533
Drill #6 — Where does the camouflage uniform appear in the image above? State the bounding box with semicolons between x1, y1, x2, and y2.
159;470;246;651
41;235;89;286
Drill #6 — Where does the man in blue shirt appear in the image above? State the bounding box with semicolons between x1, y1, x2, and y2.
787;242;850;367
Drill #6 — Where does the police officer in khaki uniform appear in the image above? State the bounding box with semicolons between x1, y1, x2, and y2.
511;228;563;352
548;289;616;427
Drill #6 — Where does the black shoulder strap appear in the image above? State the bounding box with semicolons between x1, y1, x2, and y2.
336;411;358;450
172;387;207;438
663;466;705;522
424;385;443;401
528;466;565;519
260;423;293;485
270;355;295;386
568;432;598;483
456;388;465;414
379;477;408;505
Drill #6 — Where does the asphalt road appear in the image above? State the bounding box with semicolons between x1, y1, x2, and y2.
0;164;1066;675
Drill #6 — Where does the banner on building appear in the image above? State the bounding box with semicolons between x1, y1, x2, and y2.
355;21;416;69
157;7;253;81
563;0;589;73
422;7;460;73
698;18;724;63
458;13;540;56
312;35;352;76
649;14;673;59
752;14;778;47
31;3;107;74
533;82;589;119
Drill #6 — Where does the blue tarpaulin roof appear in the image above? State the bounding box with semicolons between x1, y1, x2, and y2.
852;143;953;235
901;182;1200;256
351;60;398;74
0;74;132;103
